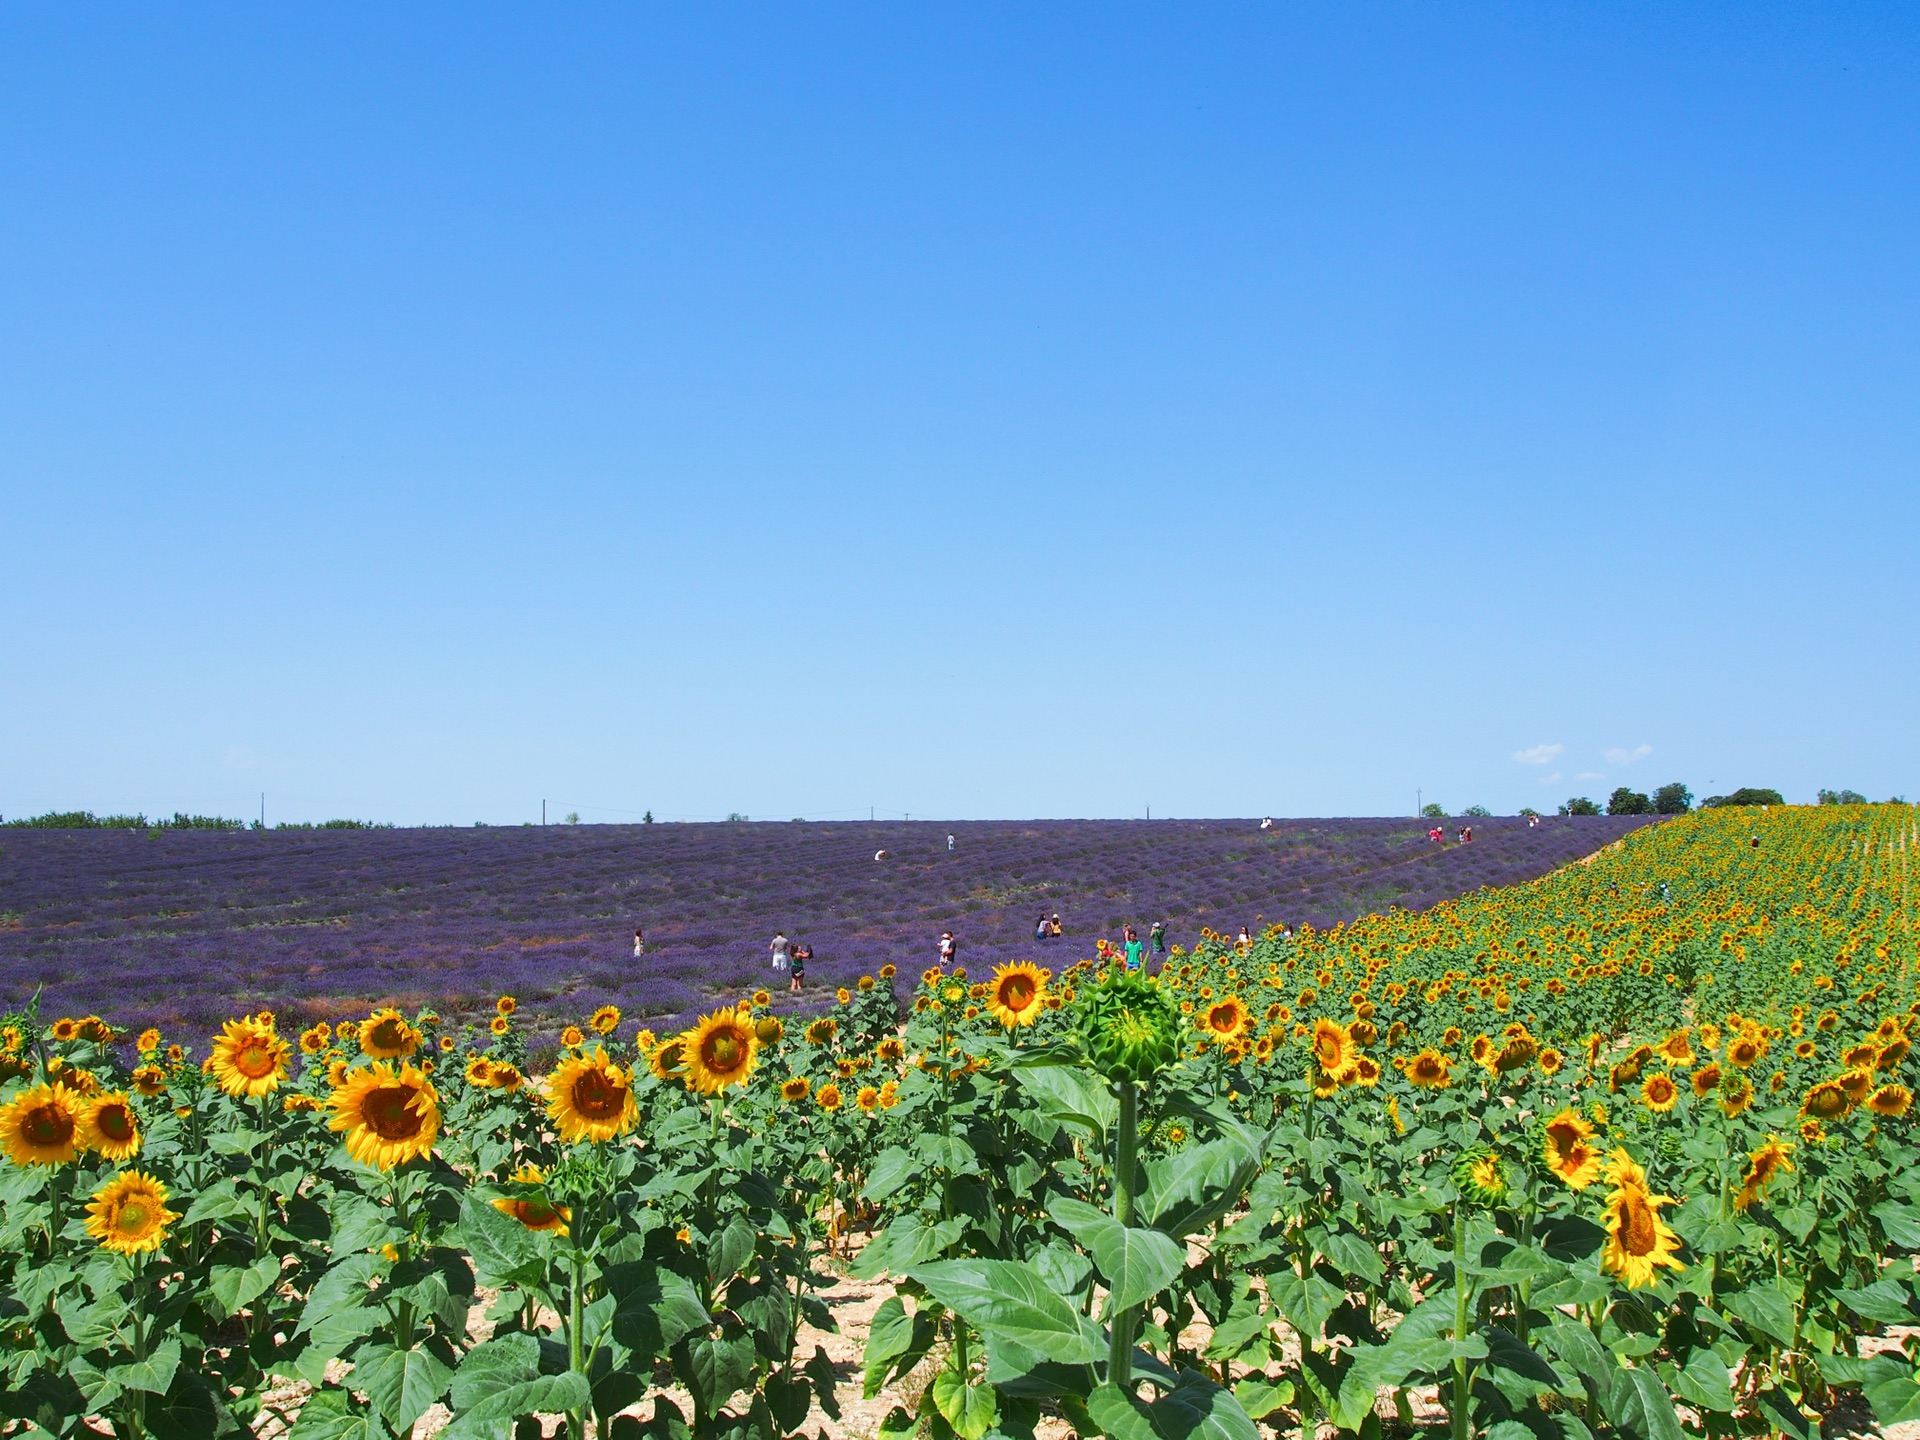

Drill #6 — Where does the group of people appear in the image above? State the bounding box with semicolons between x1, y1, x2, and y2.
768;932;813;992
1426;825;1475;844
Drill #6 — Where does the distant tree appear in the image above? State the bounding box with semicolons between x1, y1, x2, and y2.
1419;802;1446;819
1560;797;1602;816
643;811;654;823
1702;788;1786;808
565;811;580;824
1818;789;1868;806
1518;807;1540;818
1653;783;1693;815
726;812;750;823
1608;788;1654;816
1463;805;1492;817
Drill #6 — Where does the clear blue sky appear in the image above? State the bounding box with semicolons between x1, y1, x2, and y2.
3;6;1915;824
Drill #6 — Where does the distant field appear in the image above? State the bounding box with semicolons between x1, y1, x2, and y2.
0;815;1651;1033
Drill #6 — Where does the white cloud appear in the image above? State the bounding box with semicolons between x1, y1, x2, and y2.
1604;744;1653;765
1512;743;1564;766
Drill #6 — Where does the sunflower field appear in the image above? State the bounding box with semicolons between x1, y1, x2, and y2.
1;805;1917;1440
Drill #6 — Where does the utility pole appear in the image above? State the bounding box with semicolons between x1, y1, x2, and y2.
1146;804;1151;820
260;793;265;828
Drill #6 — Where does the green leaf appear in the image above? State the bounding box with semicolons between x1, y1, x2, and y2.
442;1375;592;1440
1874;1201;1920;1249
1230;1378;1292;1421
1266;1271;1340;1341
291;1390;393;1440
1013;1065;1116;1144
1479;1327;1560;1388
1862;1353;1920;1426
1608;1367;1683;1440
1722;1282;1796;1346
1085;1383;1159;1440
908;1259;1105;1365
457;1193;543;1290
1313;1228;1385;1285
146;1369;225;1440
208;1255;283;1320
683;1333;755;1415
1537;1215;1607;1262
864;1148;919;1203
863;1297;937;1399
852;1215;967;1280
299;1252;385;1332
1839;1275;1918;1325
709;1216;756;1283
181;1180;248;1227
1049;1197;1185;1314
931;1368;999;1440
450;1334;540;1409
609;1268;710;1360
1142;1136;1260;1239
1148;1370;1259;1440
356;1341;454;1433
328;1195;398;1255
108;1337;181;1396
1671;1349;1734;1414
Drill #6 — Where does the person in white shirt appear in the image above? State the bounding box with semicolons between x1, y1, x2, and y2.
632;928;645;958
770;932;790;972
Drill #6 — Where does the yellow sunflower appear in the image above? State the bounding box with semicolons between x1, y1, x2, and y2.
591;1005;621;1036
986;962;1048;1028
491;1063;524;1092
1311;1018;1357;1081
207;1017;290;1098
78;1092;142;1160
135;1028;162;1056
1870;1083;1913;1117
465;1055;497;1088
490;1016;511;1036
1801;1079;1850;1120
1600;1178;1684;1289
878;1080;900;1108
856;1085;881;1113
358;1009;421;1061
329;1062;440;1169
804;1018;838;1045
1734;1138;1794;1211
1406;1049;1453;1089
1639;1073;1679;1114
1542;1109;1603;1191
299;1026;329;1056
1691;1063;1722;1098
496;995;517;1016
50;1018;79;1043
1351;1054;1382;1087
131;1065;167;1098
680;1007;759;1094
546;1046;637;1142
780;1077;811;1102
754;1016;784;1045
0;1083;82;1166
1840;1069;1875;1106
1655;1029;1694;1066
492;1164;570;1235
1538;1047;1565;1076
1202;996;1252;1042
816;1083;843;1111
84;1171;178;1255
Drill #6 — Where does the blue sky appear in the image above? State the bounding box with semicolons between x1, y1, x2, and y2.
3;5;1915;824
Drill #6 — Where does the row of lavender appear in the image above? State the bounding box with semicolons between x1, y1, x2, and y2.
0;815;1651;1033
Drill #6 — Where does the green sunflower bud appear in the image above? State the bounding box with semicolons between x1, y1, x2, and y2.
1076;969;1182;1084
1451;1145;1511;1206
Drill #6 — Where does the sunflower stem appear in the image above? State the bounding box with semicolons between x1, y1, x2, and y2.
569;1250;587;1440
1452;1198;1472;1440
1106;1080;1139;1392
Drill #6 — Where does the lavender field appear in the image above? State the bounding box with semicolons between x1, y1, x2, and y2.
0;816;1651;1035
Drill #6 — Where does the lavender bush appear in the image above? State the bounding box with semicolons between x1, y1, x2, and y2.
0;815;1651;1036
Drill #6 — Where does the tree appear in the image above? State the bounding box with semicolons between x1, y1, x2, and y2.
643;810;654;823
1518;807;1540;818
1463;805;1491;817
1608;788;1654;816
1419;802;1446;819
1653;782;1692;814
1560;797;1601;816
1702;788;1785;808
1818;789;1868;806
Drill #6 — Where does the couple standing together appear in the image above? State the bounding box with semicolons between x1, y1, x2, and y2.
768;932;811;993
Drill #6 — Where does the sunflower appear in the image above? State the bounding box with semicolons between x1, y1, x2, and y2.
1406;1049;1453;1089
50;1018;79;1043
1310;1068;1340;1100
1639;1074;1679;1114
329;1062;440;1170
1840;1069;1875;1105
1842;1042;1880;1070
816;1083;843;1111
876;1037;905;1062
1794;1040;1817;1059
490;1016;511;1037
492;1164;570;1235
560;1026;585;1049
547;1046;637;1142
835;1058;856;1079
856;1085;881;1113
84;1171;178;1255
1801;1079;1851;1120
131;1065;167;1098
591;1005;621;1036
1719;1074;1753;1117
1655;1030;1694;1066
1351;1054;1382;1087
1453;1147;1510;1205
492;1063;524;1092
135;1028;161;1056
681;1007;759;1094
358;1009;421;1061
496;996;517;1016
1691;1064;1722;1098
1473;1035;1496;1067
1600;1176;1684;1289
166;1044;185;1064
327;1057;351;1087
880;964;897;980
0;1084;81;1166
878;1080;900;1108
1311;1018;1357;1081
299;1026;329;1056
752;990;772;1008
755;1016;784;1045
986;962;1048;1028
634;1028;656;1050
836;988;852;1005
1202;996;1251;1042
1538;1047;1565;1076
465;1055;497;1087
78;1092;142;1160
1542;1109;1602;1190
1877;1038;1911;1071
804;1018;838;1045
648;1039;685;1084
283;1093;324;1113
439;1035;455;1052
1734;1138;1794;1211
208;1017;290;1098
1870;1083;1913;1117
780;1077;811;1102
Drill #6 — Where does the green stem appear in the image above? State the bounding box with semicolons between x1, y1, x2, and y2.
1452;1200;1472;1440
1107;1081;1140;1391
569;1252;587;1440
126;1262;148;1440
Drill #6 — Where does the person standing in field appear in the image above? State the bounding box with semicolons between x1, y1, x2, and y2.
1049;913;1063;938
789;942;809;994
1236;925;1252;950
1149;920;1166;957
939;930;957;968
947;833;955;852
770;931;791;974
1035;913;1050;943
1123;925;1144;970
632;927;645;958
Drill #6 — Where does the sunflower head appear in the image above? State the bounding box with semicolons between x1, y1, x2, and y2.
781;1076;811;1102
816;1083;843;1111
1075;969;1182;1084
1202;997;1251;1042
466;1055;497;1088
1406;1049;1452;1089
329;1062;441;1170
856;1085;881;1113
1538;1047;1565;1076
135;1028;161;1056
1639;1073;1679;1113
560;1026;585;1049
755;1017;784;1045
85;1171;178;1255
1452;1146;1511;1206
1311;1018;1357;1081
1601;1178;1684;1288
490;1015;511;1036
1733;1138;1794;1210
546;1046;637;1143
987;962;1049;1028
680;1007;759;1095
208;1017;291;1098
78;1092;142;1160
131;1065;167;1098
1541;1108;1602;1190
591;1005;621;1036
0;1083;82;1166
1870;1083;1913;1117
648;1038;685;1084
496;996;517;1017
1691;1063;1723;1098
358;1009;421;1061
804;1018;838;1046
1801;1079;1850;1120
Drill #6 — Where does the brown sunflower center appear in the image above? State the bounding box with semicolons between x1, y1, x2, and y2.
233;1040;278;1079
24;1104;72;1147
361;1086;425;1141
570;1068;624;1120
999;976;1036;1010
96;1106;136;1142
702;1029;747;1073
1618;1191;1659;1257
366;1020;408;1051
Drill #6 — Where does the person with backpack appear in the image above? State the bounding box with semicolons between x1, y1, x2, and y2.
1149;920;1166;957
